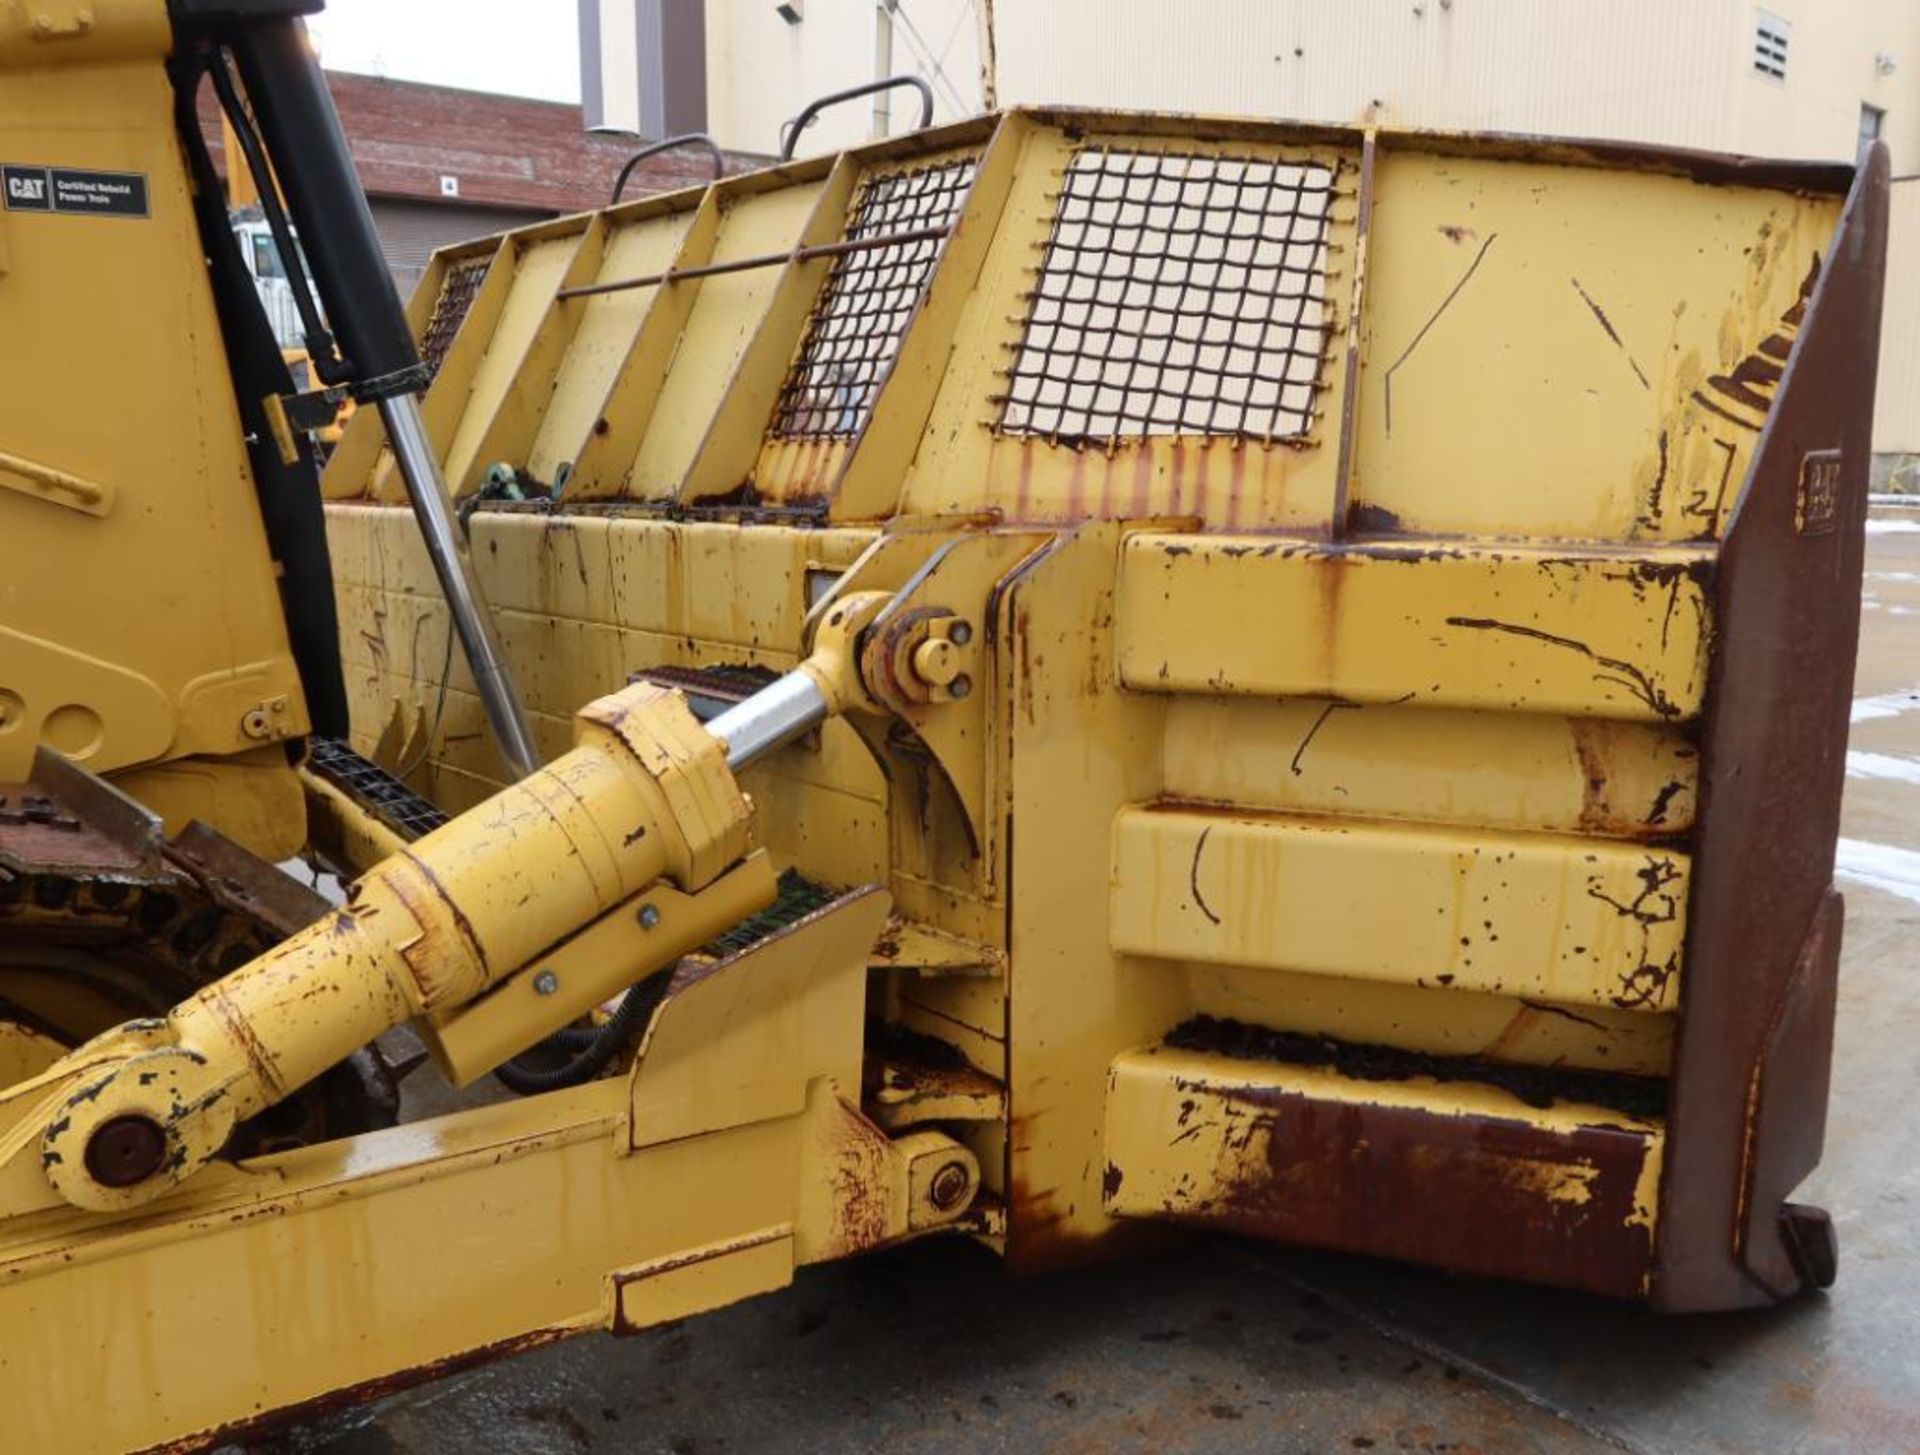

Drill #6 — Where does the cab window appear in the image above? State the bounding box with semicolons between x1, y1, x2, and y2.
252;234;285;280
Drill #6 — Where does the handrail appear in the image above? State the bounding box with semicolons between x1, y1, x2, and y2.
779;75;935;160
609;132;727;205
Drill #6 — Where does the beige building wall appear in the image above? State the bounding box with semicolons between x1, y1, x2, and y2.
705;0;978;157
1882;179;1920;468
702;0;1919;454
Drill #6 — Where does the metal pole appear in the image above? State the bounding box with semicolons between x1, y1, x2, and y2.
377;395;541;780
554;225;951;301
704;670;831;770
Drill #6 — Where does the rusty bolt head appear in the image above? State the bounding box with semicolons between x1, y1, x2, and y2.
533;969;560;995
949;674;973;701
84;1114;168;1189
928;1160;972;1212
948;621;973;647
637;903;661;930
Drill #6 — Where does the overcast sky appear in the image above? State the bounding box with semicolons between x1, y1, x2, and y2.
308;0;582;103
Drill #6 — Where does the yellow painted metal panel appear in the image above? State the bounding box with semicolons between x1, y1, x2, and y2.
1111;807;1688;1013
441;230;589;491
997;527;1182;1262
449;216;612;495
828;124;1024;522
613;1227;795;1329
1183;963;1672;1076
677;157;859;503
373;236;514;503
894;126;1361;531
628;178;829;498
564;193;724;501
0;58;310;783
1353;148;1843;540
1163;697;1697;838
603;518;856;648
528;205;701;484
739;139;998;510
1116;533;1712;721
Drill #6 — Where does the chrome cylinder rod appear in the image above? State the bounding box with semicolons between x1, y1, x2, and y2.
705;670;831;770
376;394;540;780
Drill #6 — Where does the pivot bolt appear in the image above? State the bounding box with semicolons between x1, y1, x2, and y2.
911;637;961;689
928;1160;972;1211
84;1114;167;1189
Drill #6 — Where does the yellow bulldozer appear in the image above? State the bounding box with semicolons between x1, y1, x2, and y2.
0;1;1890;1450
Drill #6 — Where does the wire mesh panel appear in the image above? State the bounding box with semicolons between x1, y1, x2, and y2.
770;158;978;440
419;254;492;381
998;148;1338;445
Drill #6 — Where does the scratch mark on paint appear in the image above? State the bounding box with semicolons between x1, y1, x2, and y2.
1383;233;1498;436
1571;278;1650;390
1190;826;1222;926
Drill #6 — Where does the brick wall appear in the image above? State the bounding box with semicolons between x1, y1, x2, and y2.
196;69;764;215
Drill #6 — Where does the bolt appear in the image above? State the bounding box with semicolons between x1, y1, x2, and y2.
928;1160;972;1211
84;1114;168;1189
948;620;973;647
949;674;973;700
637;903;661;930
533;969;559;995
911;636;960;689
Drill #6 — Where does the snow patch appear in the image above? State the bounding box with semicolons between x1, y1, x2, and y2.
1846;750;1920;786
1835;838;1920;907
1851;687;1920;723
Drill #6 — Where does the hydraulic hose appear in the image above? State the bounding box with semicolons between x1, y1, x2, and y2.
494;970;672;1095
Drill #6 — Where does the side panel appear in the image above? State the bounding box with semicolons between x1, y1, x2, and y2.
0;21;308;789
1654;149;1888;1310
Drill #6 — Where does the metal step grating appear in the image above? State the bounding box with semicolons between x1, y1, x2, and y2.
306;738;450;842
702;869;839;959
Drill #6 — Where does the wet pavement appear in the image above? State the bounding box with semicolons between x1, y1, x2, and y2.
260;517;1920;1455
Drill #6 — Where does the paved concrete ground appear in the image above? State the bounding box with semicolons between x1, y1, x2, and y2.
263;520;1920;1455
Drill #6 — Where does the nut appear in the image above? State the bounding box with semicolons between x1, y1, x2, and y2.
928;1160;972;1211
84;1115;168;1189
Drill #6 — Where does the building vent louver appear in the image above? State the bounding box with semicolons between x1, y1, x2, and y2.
1754;11;1791;81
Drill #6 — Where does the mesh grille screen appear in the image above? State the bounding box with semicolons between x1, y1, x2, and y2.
998;149;1337;444
419;254;492;381
770;158;977;440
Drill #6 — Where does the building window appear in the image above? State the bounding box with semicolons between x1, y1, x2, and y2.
1754;11;1790;81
